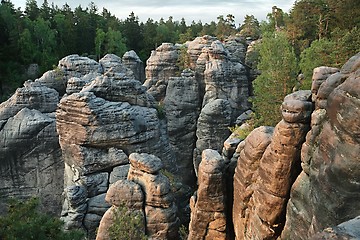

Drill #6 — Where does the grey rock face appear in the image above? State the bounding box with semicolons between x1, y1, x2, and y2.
203;40;250;121
0;80;63;215
144;43;179;101
122;50;145;83
193;99;232;174
223;36;247;63
164;69;200;186
310;216;360;240
0;81;59;121
56;64;174;237
58;54;103;78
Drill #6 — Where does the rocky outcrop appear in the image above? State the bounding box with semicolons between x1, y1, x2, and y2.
55;54;176;238
193;99;232;174
232;90;312;239
232;126;274;239
187;35;217;69
122;50;146;83
310;216;360;240
127;153;179;239
188;149;227;240
0;81;59;121
144;43;179;101
281;53;360;239
202;40;250;120
310;66;339;103
0;81;63;215
223;36;247;63
96;180;145;240
164;69;200;186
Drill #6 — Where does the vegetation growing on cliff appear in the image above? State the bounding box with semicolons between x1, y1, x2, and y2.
0;197;84;240
107;205;147;240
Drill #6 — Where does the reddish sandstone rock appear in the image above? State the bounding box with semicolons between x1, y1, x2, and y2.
281;53;360;239
188;149;227;240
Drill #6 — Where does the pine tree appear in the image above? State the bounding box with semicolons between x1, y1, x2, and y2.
252;31;298;126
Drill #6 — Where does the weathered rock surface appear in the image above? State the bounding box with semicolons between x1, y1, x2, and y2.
58;54;103;78
0;80;63;215
144;43;179;101
202;40;250;121
187;35;217;69
56;54;175;238
127;153;179;239
96;180;145;240
310;216;360;240
232;126;274;239
164;69;200;186
233;90;312;239
311;66;339;103
193;99;232;174
122;50;146;83
223;36;247;63
281;53;360;239
0;81;59;121
188;149;227;240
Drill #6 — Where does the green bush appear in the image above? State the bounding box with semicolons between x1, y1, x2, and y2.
0;197;84;240
107;205;147;240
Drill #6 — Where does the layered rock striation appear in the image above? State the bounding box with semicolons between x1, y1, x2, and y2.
0;81;63;215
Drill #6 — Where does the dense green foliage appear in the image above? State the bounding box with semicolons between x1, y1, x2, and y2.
250;0;359;126
0;197;84;240
106;205;146;240
252;32;298;126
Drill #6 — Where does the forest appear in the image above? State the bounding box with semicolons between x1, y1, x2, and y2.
0;0;359;104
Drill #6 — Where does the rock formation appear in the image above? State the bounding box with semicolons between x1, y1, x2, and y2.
281;53;360;239
188;149;227;240
232;90;312;239
0;81;63;215
310;216;360;240
56;55;174;237
122;50;146;83
128;153;179;239
193;99;232;174
96;180;145;240
144;43;179;101
164;69;200;187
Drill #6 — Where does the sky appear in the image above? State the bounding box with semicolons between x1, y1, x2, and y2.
11;0;296;25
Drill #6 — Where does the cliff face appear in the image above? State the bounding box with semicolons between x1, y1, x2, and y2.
0;81;63;215
280;53;360;239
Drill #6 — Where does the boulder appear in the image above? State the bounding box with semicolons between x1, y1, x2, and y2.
0;108;63;215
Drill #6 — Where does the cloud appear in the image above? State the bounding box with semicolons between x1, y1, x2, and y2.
12;0;295;24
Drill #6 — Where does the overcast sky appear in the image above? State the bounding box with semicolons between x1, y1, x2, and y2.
12;0;296;25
